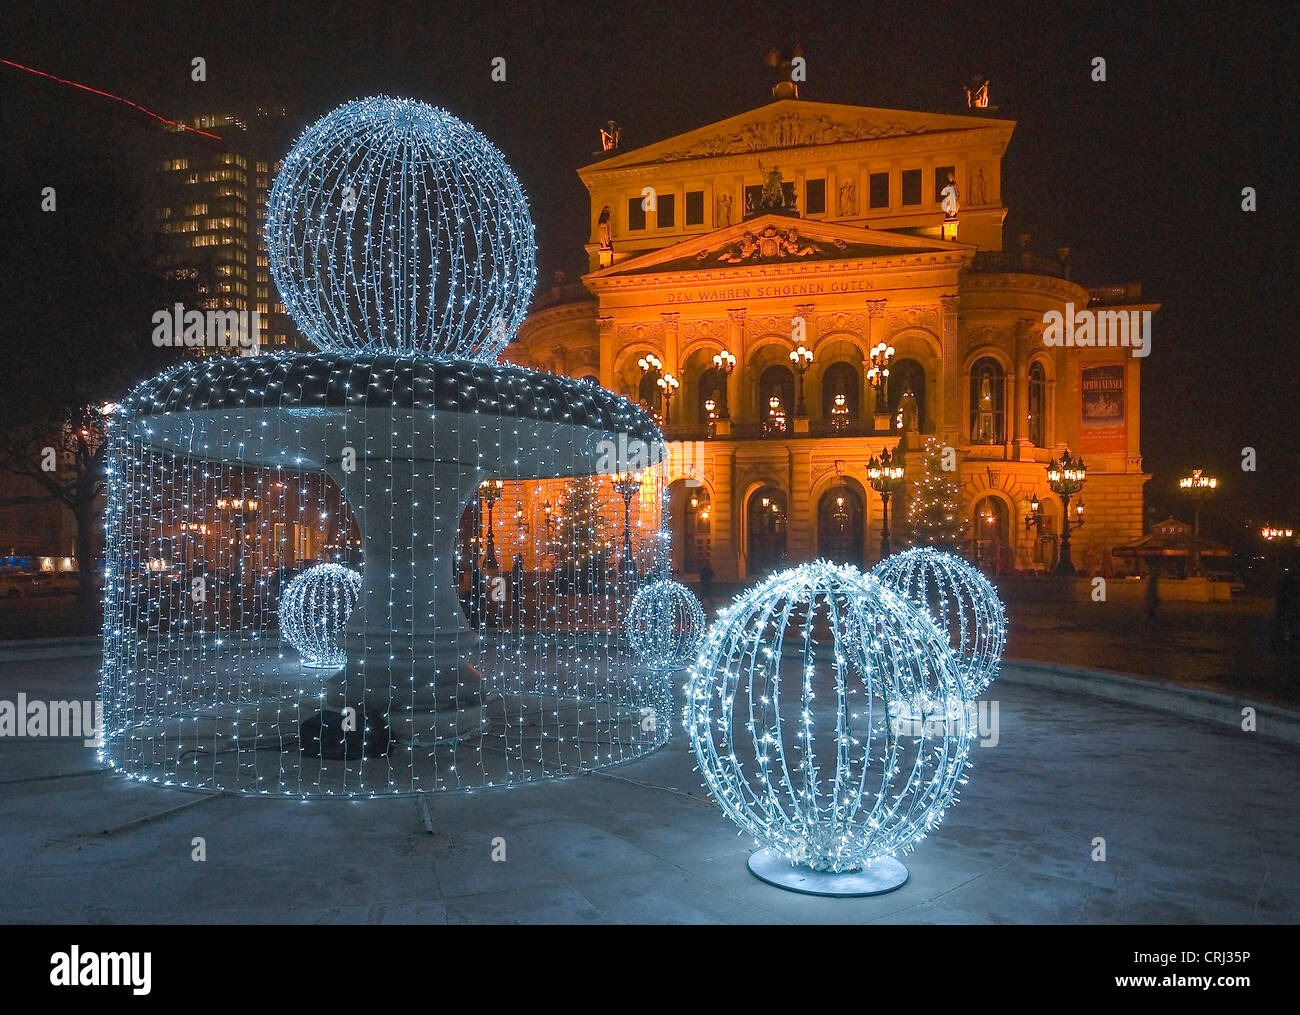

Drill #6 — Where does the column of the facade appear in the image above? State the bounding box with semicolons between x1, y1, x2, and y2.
1014;318;1032;459
597;316;615;390
940;294;961;447
711;450;737;581
726;308;746;422
787;447;811;562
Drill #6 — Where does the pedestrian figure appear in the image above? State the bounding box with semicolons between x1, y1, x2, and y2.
1145;561;1160;621
699;562;714;603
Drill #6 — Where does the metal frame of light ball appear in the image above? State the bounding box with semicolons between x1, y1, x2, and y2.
278;562;362;668
266;95;537;360
626;578;707;670
685;560;973;884
872;546;1007;697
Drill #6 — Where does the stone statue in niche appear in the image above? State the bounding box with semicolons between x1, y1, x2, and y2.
971;167;988;205
597;206;613;250
716;191;733;226
838;179;857;215
900;389;919;433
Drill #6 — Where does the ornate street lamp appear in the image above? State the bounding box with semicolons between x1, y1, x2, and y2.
867;340;895;412
789;344;813;417
765;393;787;436
704;396;717;438
479;479;503;567
830;389;850;433
1047;449;1086;575
610;470;644;580
867;444;906;558
660;369;681;423
711;349;736;418
1178;468;1218;576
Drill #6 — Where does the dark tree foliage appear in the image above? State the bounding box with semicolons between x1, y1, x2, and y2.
0;123;191;630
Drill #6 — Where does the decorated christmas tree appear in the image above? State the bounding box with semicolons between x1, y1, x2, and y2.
906;438;964;551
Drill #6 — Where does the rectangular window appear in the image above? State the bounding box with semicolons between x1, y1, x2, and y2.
869;172;890;209
685;190;704;225
902;169;922;206
805;179;826;215
935;166;955;205
656;193;675;229
744;184;763;216
627;197;646;231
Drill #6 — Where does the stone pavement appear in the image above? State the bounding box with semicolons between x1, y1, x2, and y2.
1;653;1296;924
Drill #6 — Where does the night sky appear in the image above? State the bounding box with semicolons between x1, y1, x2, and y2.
3;0;1296;542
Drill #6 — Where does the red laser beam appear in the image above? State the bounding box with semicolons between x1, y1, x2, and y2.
2;58;223;140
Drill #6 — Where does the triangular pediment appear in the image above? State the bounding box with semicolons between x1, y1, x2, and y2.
584;99;1015;172
586;215;973;280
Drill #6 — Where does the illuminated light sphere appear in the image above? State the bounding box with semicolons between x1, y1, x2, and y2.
685;560;972;894
266;96;537;360
626;578;707;670
278;563;363;668
872;546;1007;697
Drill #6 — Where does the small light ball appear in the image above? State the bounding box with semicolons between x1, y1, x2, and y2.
278;563;363;668
872;547;1007;697
626;578;707;670
686;560;972;873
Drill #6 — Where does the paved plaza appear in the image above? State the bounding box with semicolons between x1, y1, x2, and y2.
2;651;1296;924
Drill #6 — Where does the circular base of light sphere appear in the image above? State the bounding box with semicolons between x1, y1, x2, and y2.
746;848;909;897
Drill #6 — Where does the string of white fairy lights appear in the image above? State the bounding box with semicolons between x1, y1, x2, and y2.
871;546;1007;697
685;560;973;874
99;98;671;798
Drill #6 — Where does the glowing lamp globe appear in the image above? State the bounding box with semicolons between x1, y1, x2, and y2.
266;96;537;360
685;560;973;895
278;563;363;668
872;547;1007;697
626;578;707;670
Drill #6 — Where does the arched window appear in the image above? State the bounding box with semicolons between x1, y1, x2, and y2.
821;362;860;420
759;365;794;424
970;357;1005;444
747;485;787;573
697;366;727;422
888;358;927;431
1028;361;1046;447
817;484;864;564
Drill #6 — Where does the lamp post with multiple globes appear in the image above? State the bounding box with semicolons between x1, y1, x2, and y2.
866;445;906;559
867;340;895;413
789;344;813;417
656;371;680;425
1178;468;1218;576
711;349;736;419
479;479;503;568
1047;449;1086;576
610;470;644;581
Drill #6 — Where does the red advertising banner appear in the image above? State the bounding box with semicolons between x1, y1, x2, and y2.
1080;364;1126;452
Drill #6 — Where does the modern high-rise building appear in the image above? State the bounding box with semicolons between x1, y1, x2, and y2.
156;109;304;353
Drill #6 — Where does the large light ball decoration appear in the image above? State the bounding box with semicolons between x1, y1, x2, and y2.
278;563;363;668
626;578;706;670
266;96;537;360
685;560;973;896
872;547;1007;697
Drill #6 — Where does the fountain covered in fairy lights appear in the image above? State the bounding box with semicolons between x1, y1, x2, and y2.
99;97;672;796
